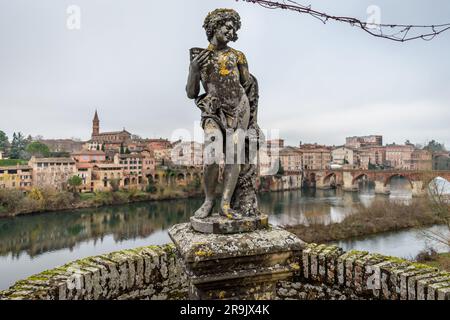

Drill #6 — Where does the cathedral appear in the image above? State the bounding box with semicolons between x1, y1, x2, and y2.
91;110;132;144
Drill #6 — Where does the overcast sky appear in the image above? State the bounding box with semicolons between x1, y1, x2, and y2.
0;0;449;148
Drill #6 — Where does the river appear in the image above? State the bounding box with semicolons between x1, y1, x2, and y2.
0;176;449;290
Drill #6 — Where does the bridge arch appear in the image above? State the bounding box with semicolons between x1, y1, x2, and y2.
352;173;369;185
428;176;450;195
322;172;337;186
384;174;413;188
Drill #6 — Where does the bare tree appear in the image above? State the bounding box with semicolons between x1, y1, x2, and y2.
422;175;450;249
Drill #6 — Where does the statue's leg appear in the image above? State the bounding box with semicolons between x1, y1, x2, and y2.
194;163;219;218
219;99;251;220
220;163;242;219
194;118;222;219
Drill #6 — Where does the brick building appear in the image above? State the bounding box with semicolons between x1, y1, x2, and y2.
114;153;144;185
0;165;33;190
299;143;332;170
28;157;77;190
279;146;303;174
92;163;124;191
345;135;383;149
90;111;132;145
409;149;432;171
72;150;106;163
385;144;415;169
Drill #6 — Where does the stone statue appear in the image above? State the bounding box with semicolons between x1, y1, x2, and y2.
186;8;264;224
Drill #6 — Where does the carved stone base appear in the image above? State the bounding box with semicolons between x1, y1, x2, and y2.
168;223;305;300
190;213;269;234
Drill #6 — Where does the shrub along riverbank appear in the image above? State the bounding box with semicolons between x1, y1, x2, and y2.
285;198;445;243
415;248;450;271
0;185;202;218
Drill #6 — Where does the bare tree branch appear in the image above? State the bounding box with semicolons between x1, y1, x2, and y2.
238;0;450;42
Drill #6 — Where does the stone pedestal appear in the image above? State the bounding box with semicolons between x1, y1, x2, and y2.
190;213;269;234
168;223;304;300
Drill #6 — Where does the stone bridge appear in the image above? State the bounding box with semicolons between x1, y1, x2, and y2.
304;169;450;197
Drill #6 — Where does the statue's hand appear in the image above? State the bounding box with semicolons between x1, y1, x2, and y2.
190;49;210;74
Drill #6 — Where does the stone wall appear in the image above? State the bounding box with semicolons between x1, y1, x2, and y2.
276;243;450;300
0;244;188;300
1;241;450;300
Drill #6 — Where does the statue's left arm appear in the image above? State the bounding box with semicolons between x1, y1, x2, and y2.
237;51;251;90
237;51;259;129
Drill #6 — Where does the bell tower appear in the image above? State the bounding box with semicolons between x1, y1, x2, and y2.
92;110;100;137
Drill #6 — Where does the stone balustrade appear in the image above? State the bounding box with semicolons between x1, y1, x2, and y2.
1;236;449;300
0;244;188;300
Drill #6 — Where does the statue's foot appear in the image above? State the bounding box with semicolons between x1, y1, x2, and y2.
194;200;214;219
219;203;243;220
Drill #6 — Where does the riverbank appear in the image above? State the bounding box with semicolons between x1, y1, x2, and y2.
0;187;203;218
285;198;445;243
415;249;450;271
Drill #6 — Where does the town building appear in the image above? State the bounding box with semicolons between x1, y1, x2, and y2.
38;139;85;154
0;165;33;190
331;146;356;167
433;152;450;171
140;150;156;178
146;138;172;151
75;163;93;192
90;110;132;144
171;141;204;167
345;135;383;149
409;149;432;171
356;146;386;169
267;139;284;153
385;144;415;169
91;163;124;191
72;150;106;163
144;138;173;166
279;146;303;174
298;143;332;170
28;157;77;190
114;153;144;186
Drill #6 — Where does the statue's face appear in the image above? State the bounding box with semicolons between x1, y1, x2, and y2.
214;20;236;44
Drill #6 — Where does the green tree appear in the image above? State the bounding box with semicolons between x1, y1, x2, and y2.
120;143;125;154
125;147;131;154
26;141;50;158
9;132;27;159
109;178;120;192
67;175;83;194
0;130;9;152
277;159;285;175
424;140;446;153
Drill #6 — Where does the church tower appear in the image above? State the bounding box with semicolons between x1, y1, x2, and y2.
92;110;100;137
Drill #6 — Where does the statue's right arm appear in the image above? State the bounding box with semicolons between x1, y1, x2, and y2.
186;66;201;99
186;49;210;99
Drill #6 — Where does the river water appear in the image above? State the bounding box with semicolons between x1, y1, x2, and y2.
0;177;449;290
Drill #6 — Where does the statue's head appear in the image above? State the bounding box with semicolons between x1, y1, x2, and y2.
203;8;241;43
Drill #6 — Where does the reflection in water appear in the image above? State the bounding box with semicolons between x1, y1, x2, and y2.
0;179;441;290
334;225;450;259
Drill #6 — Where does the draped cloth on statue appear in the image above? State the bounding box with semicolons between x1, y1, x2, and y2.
195;74;264;217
